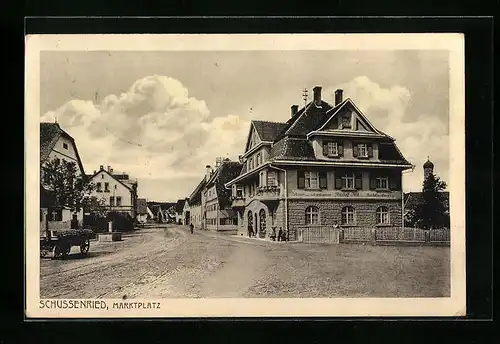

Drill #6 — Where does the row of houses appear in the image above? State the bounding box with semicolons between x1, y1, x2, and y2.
39;122;150;232
183;86;416;240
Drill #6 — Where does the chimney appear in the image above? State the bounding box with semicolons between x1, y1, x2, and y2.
107;165;111;172
109;168;113;174
313;86;322;105
93;170;96;174
99;165;104;170
335;89;343;106
205;165;212;181
291;105;298;117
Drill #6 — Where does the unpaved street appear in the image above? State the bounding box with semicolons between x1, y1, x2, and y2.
40;225;450;299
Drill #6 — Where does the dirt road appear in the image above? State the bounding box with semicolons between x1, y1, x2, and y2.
40;224;450;299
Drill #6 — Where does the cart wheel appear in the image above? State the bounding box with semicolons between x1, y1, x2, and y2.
53;243;70;259
40;249;49;258
80;239;90;255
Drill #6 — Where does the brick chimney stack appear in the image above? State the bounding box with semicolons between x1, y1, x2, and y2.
313;86;322;105
291;105;298;117
335;89;343;106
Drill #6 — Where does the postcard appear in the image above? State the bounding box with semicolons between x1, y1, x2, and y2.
25;33;466;318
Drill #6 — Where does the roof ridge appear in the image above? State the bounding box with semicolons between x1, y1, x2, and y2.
252;119;287;125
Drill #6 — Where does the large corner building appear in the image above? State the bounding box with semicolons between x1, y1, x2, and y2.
225;86;413;240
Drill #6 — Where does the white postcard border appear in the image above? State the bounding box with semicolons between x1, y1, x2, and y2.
25;33;466;318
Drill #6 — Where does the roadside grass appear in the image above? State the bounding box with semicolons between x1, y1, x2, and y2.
246;243;450;298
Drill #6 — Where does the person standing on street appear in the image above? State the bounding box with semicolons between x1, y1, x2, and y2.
190;223;194;234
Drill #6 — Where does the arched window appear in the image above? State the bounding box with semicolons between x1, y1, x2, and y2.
259;209;266;233
247;211;253;232
376;206;389;224
305;206;320;225
341;206;355;225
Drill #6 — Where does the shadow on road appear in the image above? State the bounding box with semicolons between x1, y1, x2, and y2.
41;251;115;260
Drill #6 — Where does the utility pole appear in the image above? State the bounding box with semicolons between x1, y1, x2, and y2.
302;88;308;113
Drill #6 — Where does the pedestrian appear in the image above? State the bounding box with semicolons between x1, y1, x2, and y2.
270;227;276;241
190;223;194;234
278;228;283;242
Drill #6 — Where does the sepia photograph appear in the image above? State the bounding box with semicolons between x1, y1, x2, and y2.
25;33;466;317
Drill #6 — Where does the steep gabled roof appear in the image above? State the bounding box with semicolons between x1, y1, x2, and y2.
252;120;288;142
175;199;186;213
40;122;86;175
268;137;316;161
87;169;137;192
188;178;207;205
273;100;345;142
206;160;242;208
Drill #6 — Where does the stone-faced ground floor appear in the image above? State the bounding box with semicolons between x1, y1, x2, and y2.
235;198;403;241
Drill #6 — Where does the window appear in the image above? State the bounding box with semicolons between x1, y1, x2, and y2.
327;142;338;156
305;171;319;189
267;171;277;186
101;174;104;179
341;206;355;225
110;196;115;206
63;142;68;150
249;157;254;170
305;206;320;225
49;208;63;221
256;153;262;166
236;186;243;198
376;177;388;189
116;196;122;206
104;182;110;192
376;206;389;224
96;182;102;192
43;171;51;184
342;173;355;189
358;144;368;157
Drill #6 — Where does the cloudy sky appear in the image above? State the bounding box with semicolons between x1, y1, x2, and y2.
40;50;449;202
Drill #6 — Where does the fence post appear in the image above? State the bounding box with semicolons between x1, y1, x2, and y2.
425;230;430;243
339;228;344;243
370;228;377;245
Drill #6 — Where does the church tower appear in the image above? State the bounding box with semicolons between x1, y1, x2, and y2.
423;157;434;179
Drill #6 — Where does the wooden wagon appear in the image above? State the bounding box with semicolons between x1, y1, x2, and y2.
40;228;94;259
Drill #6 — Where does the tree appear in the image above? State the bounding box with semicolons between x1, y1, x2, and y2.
414;172;449;229
81;196;108;218
42;158;94;212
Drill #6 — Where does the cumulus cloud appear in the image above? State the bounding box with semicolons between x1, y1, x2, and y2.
326;76;449;192
41;75;250;199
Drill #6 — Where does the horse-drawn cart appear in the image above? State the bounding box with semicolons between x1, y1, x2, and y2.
40;228;94;259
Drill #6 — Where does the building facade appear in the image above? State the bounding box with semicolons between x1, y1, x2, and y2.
226;86;413;240
188;178;206;229
202;159;242;234
174;199;187;224
40;122;86;232
86;165;138;219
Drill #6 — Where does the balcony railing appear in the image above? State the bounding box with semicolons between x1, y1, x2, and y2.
230;196;245;207
255;185;280;199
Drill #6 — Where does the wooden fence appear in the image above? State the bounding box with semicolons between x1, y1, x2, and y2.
298;226;340;244
294;225;450;245
342;227;373;242
375;227;427;242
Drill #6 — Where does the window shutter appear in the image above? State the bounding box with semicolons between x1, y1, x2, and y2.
323;141;328;156
355;172;363;190
353;144;358;157
389;172;400;190
368;144;373;158
297;170;305;189
335;174;342;189
338;143;344;157
369;174;377;190
319;171;327;189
